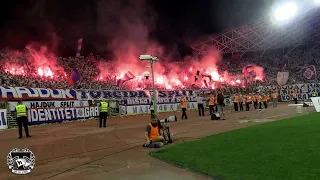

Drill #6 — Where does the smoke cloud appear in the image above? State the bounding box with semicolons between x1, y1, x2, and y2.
2;0;265;90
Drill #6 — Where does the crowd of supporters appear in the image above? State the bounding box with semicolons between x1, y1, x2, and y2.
239;48;320;85
0;47;319;90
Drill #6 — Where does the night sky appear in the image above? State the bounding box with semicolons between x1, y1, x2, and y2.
0;0;272;57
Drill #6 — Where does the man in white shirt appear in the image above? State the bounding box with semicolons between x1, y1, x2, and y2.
196;94;205;116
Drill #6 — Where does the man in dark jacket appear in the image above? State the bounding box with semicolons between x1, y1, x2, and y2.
216;90;226;120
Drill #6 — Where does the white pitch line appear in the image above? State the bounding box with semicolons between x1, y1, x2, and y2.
264;113;294;119
237;113;297;123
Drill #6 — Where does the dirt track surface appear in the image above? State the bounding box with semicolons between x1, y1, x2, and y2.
0;103;310;180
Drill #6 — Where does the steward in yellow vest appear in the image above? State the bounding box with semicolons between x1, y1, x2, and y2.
99;101;109;128
15;101;31;138
180;97;188;119
312;91;317;97
149;98;155;118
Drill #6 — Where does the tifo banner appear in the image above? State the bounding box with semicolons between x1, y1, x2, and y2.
9;100;89;111
0;86;77;100
0;109;8;130
277;72;289;85
260;83;320;101
301;65;316;80
27;106;99;125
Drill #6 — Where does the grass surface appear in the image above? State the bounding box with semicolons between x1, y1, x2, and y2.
150;113;320;180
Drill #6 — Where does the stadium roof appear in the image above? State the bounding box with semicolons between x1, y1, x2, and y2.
191;5;320;57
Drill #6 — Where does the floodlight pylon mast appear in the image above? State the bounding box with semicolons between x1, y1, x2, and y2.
191;6;320;57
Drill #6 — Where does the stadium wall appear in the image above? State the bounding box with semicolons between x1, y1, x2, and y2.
0;84;319;126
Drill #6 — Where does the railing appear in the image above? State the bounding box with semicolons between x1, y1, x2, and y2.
0;101;17;128
7;112;17;127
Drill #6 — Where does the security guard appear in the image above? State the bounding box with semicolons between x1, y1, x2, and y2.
263;95;268;109
245;94;252;111
149;97;155;118
272;92;278;107
238;95;244;111
214;94;219;112
15;101;31;139
99;100;109;128
181;97;188;119
233;94;239;112
266;94;270;104
258;94;263;109
292;92;298;104
253;94;258;109
208;95;215;115
312;91;317;97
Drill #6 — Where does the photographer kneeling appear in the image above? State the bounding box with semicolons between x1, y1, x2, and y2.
143;117;166;148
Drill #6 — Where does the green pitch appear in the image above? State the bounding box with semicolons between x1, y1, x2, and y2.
150;113;320;180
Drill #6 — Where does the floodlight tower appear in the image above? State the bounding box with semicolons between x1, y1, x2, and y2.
313;0;320;6
139;55;159;118
271;2;298;25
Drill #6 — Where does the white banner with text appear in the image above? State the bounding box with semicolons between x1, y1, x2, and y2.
9;100;89;111
27;106;99;125
0;109;8;130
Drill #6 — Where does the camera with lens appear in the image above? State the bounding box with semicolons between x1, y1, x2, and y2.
158;115;177;143
159;115;177;124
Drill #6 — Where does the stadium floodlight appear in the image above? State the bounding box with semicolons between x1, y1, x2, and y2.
313;0;320;6
139;54;159;118
272;2;298;22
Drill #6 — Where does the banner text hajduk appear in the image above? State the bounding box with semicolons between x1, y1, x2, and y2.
0;86;77;100
0;86;206;101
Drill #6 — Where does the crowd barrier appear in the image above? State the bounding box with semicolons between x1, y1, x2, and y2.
0;85;318;127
